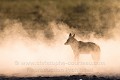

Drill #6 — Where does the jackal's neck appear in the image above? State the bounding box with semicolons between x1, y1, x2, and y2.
70;38;79;49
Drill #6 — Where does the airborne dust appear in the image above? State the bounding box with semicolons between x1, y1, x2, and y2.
0;0;120;77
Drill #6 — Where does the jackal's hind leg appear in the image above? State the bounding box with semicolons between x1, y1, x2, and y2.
91;52;100;63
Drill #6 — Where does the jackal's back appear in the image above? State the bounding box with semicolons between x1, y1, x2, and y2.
78;41;100;53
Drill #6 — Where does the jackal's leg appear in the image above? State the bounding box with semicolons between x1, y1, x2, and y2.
91;52;100;63
74;54;79;62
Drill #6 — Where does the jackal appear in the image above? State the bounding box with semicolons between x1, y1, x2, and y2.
65;33;100;62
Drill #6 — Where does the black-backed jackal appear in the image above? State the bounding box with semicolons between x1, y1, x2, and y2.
65;33;100;62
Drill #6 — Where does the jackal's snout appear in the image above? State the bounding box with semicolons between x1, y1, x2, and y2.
64;42;68;45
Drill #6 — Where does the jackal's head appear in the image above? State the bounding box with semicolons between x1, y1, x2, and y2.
64;33;75;45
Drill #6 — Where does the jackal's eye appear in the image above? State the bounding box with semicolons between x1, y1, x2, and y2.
67;38;72;42
67;39;70;42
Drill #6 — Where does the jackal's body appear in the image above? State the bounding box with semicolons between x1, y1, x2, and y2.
65;33;100;62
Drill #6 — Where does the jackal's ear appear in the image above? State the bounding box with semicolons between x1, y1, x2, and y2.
69;33;72;37
73;34;75;37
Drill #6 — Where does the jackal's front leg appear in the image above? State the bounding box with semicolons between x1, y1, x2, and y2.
74;54;79;62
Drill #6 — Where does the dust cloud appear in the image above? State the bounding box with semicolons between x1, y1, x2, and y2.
0;19;120;77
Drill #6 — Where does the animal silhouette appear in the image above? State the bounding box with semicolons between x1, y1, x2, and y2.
64;33;100;62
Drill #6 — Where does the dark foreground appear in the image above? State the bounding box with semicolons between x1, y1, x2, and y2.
0;75;120;80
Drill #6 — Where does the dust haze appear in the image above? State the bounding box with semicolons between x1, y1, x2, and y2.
0;0;120;77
